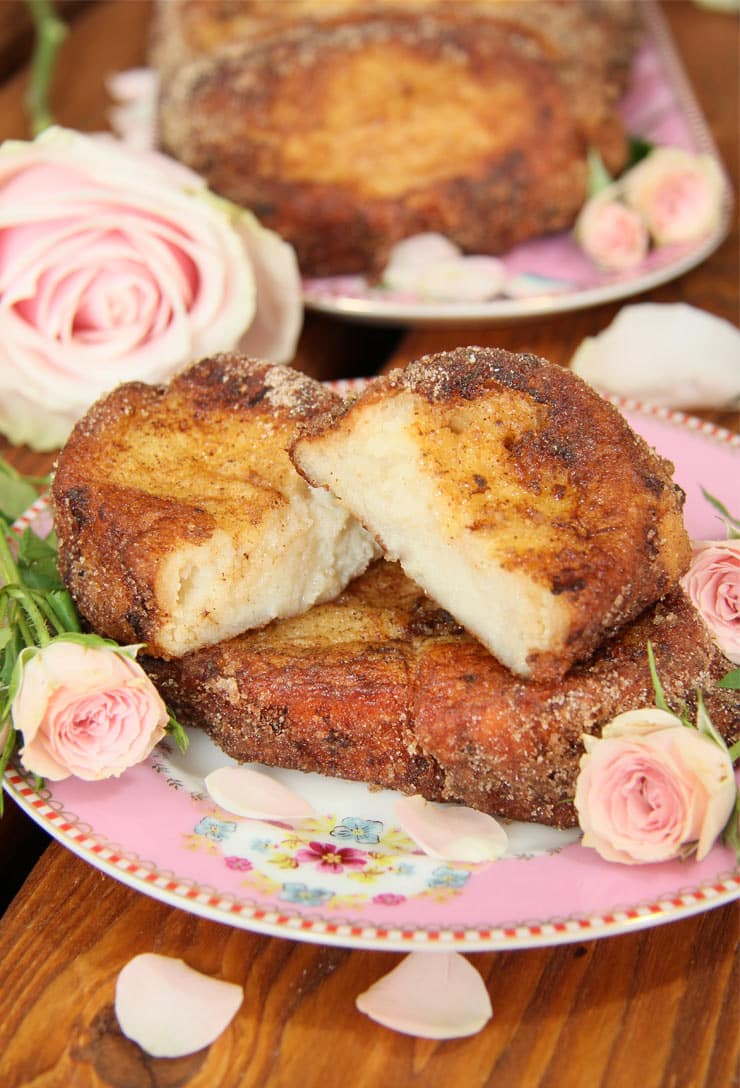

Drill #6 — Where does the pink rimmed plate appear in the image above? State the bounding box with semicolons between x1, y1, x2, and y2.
3;403;739;952
301;1;733;327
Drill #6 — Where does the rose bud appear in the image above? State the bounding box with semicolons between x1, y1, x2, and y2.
12;639;168;781
622;146;726;246
574;187;649;272
574;708;736;865
681;539;740;665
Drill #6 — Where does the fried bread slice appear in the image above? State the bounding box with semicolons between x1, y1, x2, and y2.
291;348;692;681
51;354;378;658
144;560;739;828
151;0;637;177
157;15;591;276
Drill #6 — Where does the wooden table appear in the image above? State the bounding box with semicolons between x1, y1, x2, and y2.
0;2;738;1085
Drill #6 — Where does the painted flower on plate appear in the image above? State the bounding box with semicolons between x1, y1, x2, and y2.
279;882;332;906
330;817;384;844
295;841;367;873
194;816;237;843
427;866;470;890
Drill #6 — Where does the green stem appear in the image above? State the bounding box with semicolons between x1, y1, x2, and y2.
0;522;20;587
31;592;68;636
24;0;67;136
1;586;51;647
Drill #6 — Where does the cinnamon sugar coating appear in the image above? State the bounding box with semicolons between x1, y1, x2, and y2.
143;560;739;828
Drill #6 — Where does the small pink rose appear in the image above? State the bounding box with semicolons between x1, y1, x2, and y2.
0;127;301;450
574;188;649;272
681;538;740;664
12;639;168;781
574;708;736;864
622;147;726;246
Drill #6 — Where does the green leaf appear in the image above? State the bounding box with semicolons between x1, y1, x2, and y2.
721;792;740;864
586;147;613;197
0;479;39;523
626;135;655;170
717;668;740;690
16;528;65;592
166;713;190;754
701;487;740;533
694;690;726;749
647;642;671;713
45;589;81;633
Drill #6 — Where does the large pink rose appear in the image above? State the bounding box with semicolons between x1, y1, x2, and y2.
574;708;736;864
681;539;740;664
574;187;649;272
622;147;726;246
0;127;301;450
12;639;168;781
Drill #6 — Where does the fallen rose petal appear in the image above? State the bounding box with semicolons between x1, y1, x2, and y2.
106;67;159;151
383;255;506;302
205;764;316;821
570;302;740;409
115;953;243;1058
384;233;462;268
395;794;508;863
355;952;492;1039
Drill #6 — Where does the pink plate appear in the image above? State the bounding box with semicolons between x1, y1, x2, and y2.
302;1;733;327
3;403;739;951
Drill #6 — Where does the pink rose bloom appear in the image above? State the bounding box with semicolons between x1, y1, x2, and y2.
0;126;301;451
574;708;736;864
622;147;726;246
12;639;168;781
681;539;740;664
574;188;649;272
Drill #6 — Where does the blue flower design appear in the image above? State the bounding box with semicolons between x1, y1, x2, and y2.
249;838;272;853
330;817;383;845
280;882;333;907
395;862;415;877
194;816;237;842
428;866;470;890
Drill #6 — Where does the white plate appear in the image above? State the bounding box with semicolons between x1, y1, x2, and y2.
301;2;732;326
3;404;739;952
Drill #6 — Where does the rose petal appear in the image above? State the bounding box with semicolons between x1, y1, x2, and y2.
395;794;508;863
205;765;316;821
355;952;492;1039
230;204;303;364
570;302;740;409
382;255;505;302
384;233;462;268
115;953;243;1058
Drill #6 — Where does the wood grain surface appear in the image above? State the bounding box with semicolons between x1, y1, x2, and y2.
0;2;738;1086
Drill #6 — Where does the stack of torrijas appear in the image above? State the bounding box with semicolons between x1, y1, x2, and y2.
51;350;739;827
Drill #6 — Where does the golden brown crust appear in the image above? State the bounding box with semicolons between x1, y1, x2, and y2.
50;354;354;657
142;560;739;828
151;0;637;176
157;15;593;276
292;348;693;680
